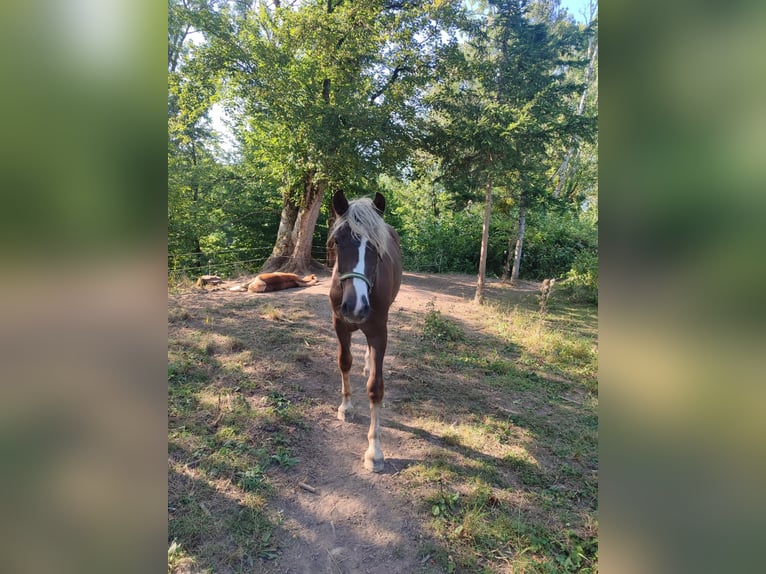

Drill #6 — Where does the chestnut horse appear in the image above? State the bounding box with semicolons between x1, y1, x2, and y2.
229;272;318;293
328;190;402;472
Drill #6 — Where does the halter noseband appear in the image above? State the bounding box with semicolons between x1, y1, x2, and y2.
339;271;373;290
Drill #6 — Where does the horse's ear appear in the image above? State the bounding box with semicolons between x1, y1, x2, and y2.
373;192;386;215
332;190;349;216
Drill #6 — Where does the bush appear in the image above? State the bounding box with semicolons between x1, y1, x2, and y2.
383;176;597;286
520;210;597;280
422;300;465;343
561;249;598;303
400;208;484;274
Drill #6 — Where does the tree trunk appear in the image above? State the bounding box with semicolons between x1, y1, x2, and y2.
510;198;527;284
276;200;299;256
261;172;327;275
193;237;204;272
168;24;190;74
474;179;492;304
502;227;515;282
290;178;326;271
553;38;598;198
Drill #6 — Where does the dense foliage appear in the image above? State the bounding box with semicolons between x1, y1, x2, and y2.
382;172;597;287
168;0;598;300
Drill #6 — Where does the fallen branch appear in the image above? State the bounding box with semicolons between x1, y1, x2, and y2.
298;482;317;494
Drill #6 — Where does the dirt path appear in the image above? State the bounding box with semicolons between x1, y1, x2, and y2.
170;272;544;573
236;273;478;574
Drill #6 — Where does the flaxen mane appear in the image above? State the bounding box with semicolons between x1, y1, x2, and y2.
329;197;393;259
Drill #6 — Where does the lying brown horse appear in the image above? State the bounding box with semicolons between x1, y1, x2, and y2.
229;272;318;293
328;190;402;472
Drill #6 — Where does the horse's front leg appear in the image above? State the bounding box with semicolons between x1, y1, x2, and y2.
363;330;387;472
334;318;354;422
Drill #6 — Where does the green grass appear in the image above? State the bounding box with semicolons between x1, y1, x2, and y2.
397;287;598;573
168;303;311;573
407;477;597;573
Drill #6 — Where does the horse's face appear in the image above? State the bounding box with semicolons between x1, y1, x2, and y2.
333;224;379;324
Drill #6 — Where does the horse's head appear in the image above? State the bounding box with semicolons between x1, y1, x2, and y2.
331;190;387;324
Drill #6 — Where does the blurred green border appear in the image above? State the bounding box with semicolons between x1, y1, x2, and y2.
601;1;766;572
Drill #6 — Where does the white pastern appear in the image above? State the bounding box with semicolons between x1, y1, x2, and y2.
364;403;384;472
363;346;370;377
338;371;353;421
352;238;369;315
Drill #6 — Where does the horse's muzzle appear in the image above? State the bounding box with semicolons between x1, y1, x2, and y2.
340;298;371;323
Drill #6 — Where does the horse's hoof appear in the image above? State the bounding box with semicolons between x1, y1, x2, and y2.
363;454;384;473
337;406;353;422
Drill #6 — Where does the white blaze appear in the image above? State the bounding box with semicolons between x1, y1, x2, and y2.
352;237;369;315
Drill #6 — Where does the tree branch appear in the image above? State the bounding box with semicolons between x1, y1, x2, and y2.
322;78;331;103
383;1;416;10
369;66;410;103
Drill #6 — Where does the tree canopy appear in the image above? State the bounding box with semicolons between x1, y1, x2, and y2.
168;0;598;301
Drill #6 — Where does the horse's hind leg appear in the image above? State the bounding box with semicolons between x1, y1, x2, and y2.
334;319;354;421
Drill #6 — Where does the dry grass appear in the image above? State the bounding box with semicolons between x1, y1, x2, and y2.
389;286;598;573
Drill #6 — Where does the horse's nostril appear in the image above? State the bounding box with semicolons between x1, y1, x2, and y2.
341;301;351;315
